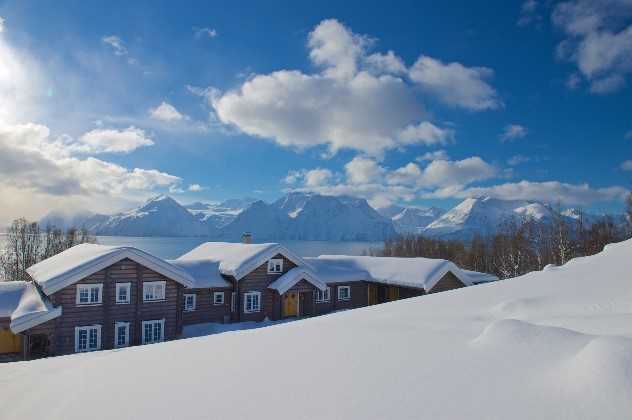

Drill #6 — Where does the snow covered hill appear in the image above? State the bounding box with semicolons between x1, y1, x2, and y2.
4;239;632;419
91;195;215;237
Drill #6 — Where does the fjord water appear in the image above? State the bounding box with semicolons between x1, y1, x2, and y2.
32;236;381;259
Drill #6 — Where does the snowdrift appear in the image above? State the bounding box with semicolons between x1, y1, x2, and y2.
2;239;632;419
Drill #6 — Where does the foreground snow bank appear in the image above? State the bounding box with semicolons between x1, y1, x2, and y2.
3;240;632;420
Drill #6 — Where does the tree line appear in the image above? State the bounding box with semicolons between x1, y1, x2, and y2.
0;218;95;282
374;200;632;280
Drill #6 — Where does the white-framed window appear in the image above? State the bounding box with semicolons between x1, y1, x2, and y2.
314;287;331;303
115;283;131;304
338;285;351;301
142;319;165;344
114;322;130;348
184;294;196;311
213;291;225;305
143;281;166;302
267;258;284;274
74;325;101;352
76;283;103;305
231;292;236;312
243;291;261;313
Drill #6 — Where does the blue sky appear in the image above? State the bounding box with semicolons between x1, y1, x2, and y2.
0;0;631;223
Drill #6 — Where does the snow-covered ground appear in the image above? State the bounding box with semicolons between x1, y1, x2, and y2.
182;319;292;338
3;239;632;419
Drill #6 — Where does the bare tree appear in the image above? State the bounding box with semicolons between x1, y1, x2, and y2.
1;219;96;281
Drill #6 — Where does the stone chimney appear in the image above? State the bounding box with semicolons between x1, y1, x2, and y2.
241;232;253;244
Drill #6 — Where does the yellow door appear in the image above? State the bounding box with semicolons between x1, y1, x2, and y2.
282;292;298;317
0;328;22;354
388;286;400;302
368;284;378;305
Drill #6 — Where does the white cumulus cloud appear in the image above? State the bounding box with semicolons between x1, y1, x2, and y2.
205;18;500;156
500;124;528;142
149;101;187;122
76;126;154;154
553;0;632;94
409;55;502;110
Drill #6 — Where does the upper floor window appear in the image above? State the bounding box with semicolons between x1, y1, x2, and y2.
76;284;103;305
338;285;351;301
143;281;166;302
314;287;331;303
244;291;261;313
213;291;225;305
267;259;284;274
75;325;101;352
184;294;196;311
115;283;131;304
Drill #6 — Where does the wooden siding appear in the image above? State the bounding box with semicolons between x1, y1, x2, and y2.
236;254;297;322
181;287;232;326
428;271;466;294
41;258;183;355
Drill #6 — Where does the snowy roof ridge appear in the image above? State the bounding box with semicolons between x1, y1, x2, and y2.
268;267;328;295
308;255;473;291
167;259;231;289
176;242;311;281
27;243;195;295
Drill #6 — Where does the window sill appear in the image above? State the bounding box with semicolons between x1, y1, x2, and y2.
315;300;330;304
115;301;130;305
184;308;196;312
243;310;261;314
76;303;102;307
143;299;166;303
213;302;224;306
338;298;351;301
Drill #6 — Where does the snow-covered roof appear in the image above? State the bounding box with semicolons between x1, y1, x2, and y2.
268;267;328;295
176;242;309;281
27;244;196;295
307;255;473;291
0;281;62;334
167;259;231;289
463;270;499;284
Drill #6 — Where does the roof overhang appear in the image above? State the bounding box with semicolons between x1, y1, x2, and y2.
11;306;62;334
30;247;195;295
230;245;313;281
268;267;328;295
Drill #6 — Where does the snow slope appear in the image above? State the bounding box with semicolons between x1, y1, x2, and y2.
3;239;632;419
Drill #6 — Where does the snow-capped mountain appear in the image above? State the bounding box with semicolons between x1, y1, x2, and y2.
377;205;446;234
421;197;556;239
185;197;257;229
219;192;396;241
91;195;215;237
40;210;109;231
39;194;621;241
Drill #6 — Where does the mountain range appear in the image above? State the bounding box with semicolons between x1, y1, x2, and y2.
39;193;624;241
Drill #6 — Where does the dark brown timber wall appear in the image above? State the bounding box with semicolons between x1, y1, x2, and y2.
428;271;466;294
236;254;297;322
181;287;232;325
45;258;183;355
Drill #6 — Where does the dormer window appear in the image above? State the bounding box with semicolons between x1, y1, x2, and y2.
267;259;284;274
